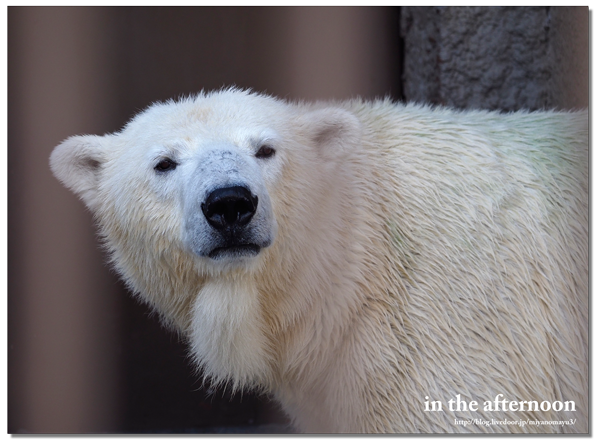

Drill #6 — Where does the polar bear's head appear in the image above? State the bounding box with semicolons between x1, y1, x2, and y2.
50;90;361;383
51;90;291;270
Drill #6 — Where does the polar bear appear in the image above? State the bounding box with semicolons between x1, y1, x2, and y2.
50;89;588;433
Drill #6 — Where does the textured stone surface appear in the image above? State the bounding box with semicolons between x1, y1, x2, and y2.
401;6;588;111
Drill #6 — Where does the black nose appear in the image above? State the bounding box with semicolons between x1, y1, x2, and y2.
201;186;258;230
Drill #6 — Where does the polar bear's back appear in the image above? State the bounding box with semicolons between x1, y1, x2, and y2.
344;102;587;432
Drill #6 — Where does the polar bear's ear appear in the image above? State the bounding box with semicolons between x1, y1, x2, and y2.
300;108;362;161
50;134;108;212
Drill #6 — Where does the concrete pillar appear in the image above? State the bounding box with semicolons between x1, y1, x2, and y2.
401;6;588;111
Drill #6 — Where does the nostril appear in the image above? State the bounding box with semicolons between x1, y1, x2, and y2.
201;186;258;230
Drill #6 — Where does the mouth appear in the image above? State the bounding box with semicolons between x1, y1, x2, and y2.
208;243;261;260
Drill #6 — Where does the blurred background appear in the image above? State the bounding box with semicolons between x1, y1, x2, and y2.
8;6;588;434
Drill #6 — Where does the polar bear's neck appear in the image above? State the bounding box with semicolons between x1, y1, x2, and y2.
188;274;273;390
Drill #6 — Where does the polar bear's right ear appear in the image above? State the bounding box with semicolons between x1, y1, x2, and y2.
299;107;362;162
50;134;108;212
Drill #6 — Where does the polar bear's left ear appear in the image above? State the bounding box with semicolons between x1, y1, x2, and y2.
300;107;362;161
50;134;108;212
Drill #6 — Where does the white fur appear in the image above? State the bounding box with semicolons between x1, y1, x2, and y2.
190;274;272;390
50;89;588;433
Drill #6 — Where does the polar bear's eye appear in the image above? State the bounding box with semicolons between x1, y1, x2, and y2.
154;158;178;173
255;145;276;159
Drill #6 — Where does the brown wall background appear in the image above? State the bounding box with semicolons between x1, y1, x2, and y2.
8;6;587;434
